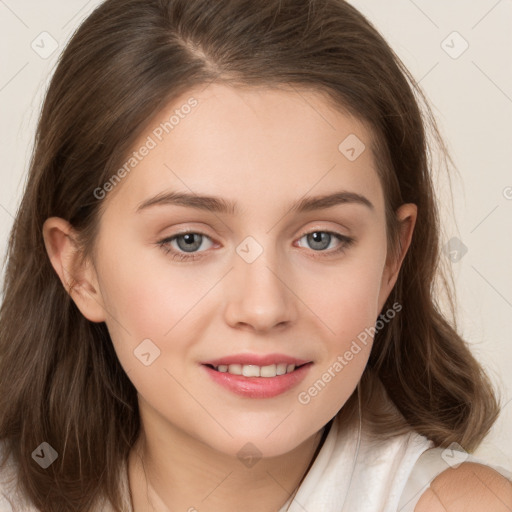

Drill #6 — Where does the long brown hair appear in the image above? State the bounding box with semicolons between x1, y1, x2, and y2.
0;0;499;510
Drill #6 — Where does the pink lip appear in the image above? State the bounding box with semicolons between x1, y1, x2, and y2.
201;361;313;399
202;353;311;367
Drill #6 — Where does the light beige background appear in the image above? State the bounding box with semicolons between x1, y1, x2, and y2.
1;0;511;468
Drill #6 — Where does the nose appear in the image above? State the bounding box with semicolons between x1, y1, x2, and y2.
223;243;298;333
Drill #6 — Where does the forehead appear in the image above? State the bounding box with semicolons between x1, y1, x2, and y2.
104;83;385;216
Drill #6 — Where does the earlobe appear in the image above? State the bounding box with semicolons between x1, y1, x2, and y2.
42;217;107;323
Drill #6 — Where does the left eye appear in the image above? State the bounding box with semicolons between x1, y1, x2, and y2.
160;232;214;254
296;231;346;251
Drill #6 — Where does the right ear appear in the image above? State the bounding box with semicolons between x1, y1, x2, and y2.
42;217;107;323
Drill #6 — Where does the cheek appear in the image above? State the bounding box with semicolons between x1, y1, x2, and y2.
309;266;381;355
292;278;383;433
299;249;387;340
98;234;211;332
94;235;219;380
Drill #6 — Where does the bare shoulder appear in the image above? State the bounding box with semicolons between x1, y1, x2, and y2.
415;462;512;512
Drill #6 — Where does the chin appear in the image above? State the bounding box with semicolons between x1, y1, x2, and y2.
202;422;316;460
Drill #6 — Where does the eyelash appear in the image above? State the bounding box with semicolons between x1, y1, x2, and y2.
156;229;355;262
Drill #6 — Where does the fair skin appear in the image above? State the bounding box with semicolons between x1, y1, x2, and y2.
417;462;512;511
42;84;510;511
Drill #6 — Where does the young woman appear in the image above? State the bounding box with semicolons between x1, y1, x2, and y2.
0;0;511;510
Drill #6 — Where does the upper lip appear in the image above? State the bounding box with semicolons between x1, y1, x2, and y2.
202;353;311;367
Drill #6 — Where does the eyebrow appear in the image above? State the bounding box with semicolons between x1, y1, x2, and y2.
136;190;374;215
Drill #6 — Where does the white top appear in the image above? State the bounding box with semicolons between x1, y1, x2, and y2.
277;413;433;512
276;413;512;511
1;414;510;512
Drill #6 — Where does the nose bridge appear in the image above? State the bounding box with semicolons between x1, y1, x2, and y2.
223;233;296;331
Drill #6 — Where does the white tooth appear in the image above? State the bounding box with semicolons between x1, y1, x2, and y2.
228;364;242;375
222;363;297;377
260;364;277;378
242;365;260;377
276;363;287;375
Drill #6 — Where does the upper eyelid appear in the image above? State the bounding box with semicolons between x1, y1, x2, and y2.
156;215;354;239
163;227;349;241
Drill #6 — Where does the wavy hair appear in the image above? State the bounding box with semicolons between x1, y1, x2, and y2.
0;0;499;510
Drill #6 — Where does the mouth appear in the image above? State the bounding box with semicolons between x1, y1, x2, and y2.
201;358;313;399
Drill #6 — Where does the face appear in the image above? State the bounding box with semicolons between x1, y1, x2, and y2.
75;84;408;458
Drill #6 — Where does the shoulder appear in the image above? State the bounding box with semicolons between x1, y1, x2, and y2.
415;462;512;512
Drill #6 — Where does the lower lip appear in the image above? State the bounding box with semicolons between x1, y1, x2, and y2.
201;363;313;398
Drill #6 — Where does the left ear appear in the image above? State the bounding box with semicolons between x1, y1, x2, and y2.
378;203;417;310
